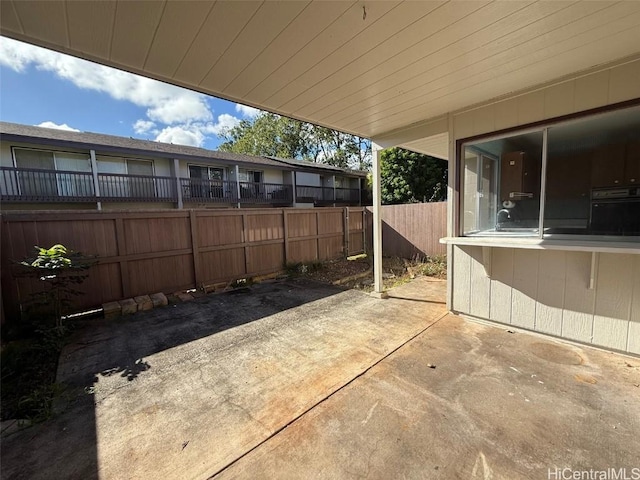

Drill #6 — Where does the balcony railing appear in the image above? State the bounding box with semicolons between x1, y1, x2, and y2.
98;173;176;202
0;167;359;207
1;166;96;202
181;178;238;203
335;187;361;203
296;185;360;205
239;182;293;204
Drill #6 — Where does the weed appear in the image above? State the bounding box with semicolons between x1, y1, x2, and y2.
285;261;324;276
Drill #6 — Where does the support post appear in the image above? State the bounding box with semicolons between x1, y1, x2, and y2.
235;165;241;209
371;144;386;298
332;174;336;206
89;149;101;211
292;170;297;207
173;158;183;209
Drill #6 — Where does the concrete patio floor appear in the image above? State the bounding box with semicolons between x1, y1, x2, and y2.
1;276;639;479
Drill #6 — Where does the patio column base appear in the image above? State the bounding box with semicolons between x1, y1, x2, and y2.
370;290;389;299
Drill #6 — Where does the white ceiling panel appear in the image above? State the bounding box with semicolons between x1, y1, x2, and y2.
109;1;166;68
200;1;311;92
173;1;263;84
66;1;116;59
11;0;68;48
2;0;640;148
223;1;354;99
143;1;214;77
246;1;399;105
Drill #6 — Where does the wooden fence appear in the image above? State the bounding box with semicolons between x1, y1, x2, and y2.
1;207;365;320
365;202;447;258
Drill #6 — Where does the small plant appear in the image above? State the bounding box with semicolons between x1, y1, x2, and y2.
285;261;324;276
19;244;96;330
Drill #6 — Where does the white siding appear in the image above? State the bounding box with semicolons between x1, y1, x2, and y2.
453;58;640;139
451;247;640;355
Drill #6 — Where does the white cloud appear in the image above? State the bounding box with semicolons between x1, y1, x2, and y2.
152;113;241;147
155;126;205;147
235;103;261;119
0;37;212;125
133;119;156;135
36;121;80;132
207;114;241;135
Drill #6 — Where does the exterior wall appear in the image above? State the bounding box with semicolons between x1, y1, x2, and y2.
452;58;640;140
448;58;640;354
1;142;13;167
451;246;640;355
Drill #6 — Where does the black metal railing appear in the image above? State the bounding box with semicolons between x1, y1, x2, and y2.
239;182;293;204
335;187;360;203
1;167;359;207
181;178;237;203
98;173;176;201
1;166;96;202
295;185;360;204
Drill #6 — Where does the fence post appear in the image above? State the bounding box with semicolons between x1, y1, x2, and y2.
283;209;290;265
344;207;349;257
241;212;248;275
114;217;131;298
315;210;320;261
189;210;201;288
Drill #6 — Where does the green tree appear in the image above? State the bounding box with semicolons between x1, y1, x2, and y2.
380;147;447;204
219;113;371;170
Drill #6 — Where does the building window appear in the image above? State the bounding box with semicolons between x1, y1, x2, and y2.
238;169;262;183
460;105;640;240
12;147;93;198
96;155;157;199
187;165;226;199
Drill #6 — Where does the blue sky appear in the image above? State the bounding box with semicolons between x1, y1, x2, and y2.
0;37;261;150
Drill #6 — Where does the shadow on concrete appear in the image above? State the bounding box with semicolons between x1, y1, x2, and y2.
0;277;346;480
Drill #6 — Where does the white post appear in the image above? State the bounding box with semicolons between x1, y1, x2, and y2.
446;113;455;310
235;165;241;209
89;149;101;211
332;174;336;205
173;159;183;209
292;170;297;207
371;144;386;298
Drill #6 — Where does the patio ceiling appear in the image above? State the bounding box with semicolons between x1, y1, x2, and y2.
2;1;640;157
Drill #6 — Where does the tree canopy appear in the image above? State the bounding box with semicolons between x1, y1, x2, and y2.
219;112;371;170
380;147;447;204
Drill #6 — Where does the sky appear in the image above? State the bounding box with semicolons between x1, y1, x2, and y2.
0;37;262;150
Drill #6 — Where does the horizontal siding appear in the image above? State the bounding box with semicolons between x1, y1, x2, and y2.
453;57;640;140
452;246;640;355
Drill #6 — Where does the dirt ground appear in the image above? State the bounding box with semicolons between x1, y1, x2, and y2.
293;255;446;291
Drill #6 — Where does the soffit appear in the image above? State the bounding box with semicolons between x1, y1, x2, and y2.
2;1;640;142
